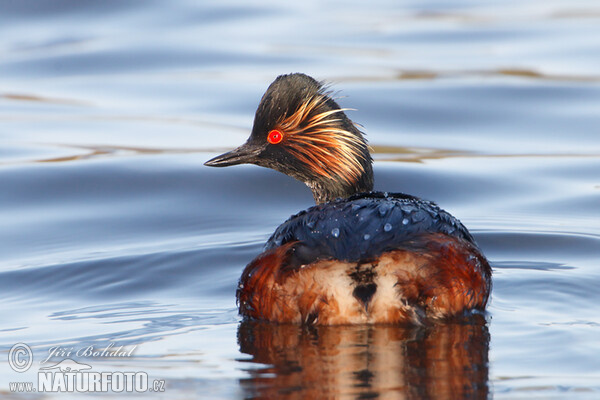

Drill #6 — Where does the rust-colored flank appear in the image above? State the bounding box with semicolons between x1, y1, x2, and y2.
238;233;490;325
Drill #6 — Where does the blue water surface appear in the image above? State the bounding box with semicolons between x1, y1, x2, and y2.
1;1;599;398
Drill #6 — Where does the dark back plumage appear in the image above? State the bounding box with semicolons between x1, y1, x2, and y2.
265;192;475;267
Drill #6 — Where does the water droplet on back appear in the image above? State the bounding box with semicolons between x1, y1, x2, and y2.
401;205;413;213
412;210;426;222
331;228;340;238
402;218;409;225
378;203;391;217
363;234;371;240
384;223;392;232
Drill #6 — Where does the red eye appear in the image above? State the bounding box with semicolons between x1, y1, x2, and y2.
267;129;283;144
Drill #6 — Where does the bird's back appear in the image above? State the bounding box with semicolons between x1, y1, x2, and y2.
238;192;492;325
266;192;475;265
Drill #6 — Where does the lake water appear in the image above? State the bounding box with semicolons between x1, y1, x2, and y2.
1;0;599;398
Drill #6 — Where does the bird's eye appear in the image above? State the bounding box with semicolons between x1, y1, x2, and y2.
267;129;284;144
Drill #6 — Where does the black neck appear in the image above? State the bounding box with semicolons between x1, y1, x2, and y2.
307;164;374;204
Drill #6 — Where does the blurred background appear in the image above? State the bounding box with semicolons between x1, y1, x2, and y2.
1;0;599;398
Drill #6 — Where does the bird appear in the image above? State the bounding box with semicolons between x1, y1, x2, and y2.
204;73;491;325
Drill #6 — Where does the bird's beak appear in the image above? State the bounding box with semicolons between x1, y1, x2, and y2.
204;142;262;167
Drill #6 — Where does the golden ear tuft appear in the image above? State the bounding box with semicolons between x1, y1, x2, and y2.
274;93;367;184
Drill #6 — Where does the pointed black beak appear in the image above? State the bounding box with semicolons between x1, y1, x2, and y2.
204;142;262;167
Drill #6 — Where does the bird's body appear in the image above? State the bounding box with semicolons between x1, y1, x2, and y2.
205;73;491;325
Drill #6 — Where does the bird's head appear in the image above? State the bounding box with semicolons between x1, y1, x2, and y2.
204;73;373;204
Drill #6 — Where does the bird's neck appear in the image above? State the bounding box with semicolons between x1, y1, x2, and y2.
307;165;374;204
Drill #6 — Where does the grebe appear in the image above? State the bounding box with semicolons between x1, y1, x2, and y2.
205;73;491;325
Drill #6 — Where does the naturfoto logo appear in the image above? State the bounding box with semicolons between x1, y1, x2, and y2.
8;342;165;394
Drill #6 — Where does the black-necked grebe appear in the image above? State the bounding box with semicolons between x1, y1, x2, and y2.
205;73;491;325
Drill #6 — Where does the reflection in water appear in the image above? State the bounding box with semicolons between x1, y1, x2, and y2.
238;315;489;399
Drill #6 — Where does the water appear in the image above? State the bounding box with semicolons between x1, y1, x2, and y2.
1;0;599;398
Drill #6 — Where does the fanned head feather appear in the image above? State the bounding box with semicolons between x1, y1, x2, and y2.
274;91;369;186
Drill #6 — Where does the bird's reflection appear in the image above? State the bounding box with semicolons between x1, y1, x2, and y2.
238;315;489;399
